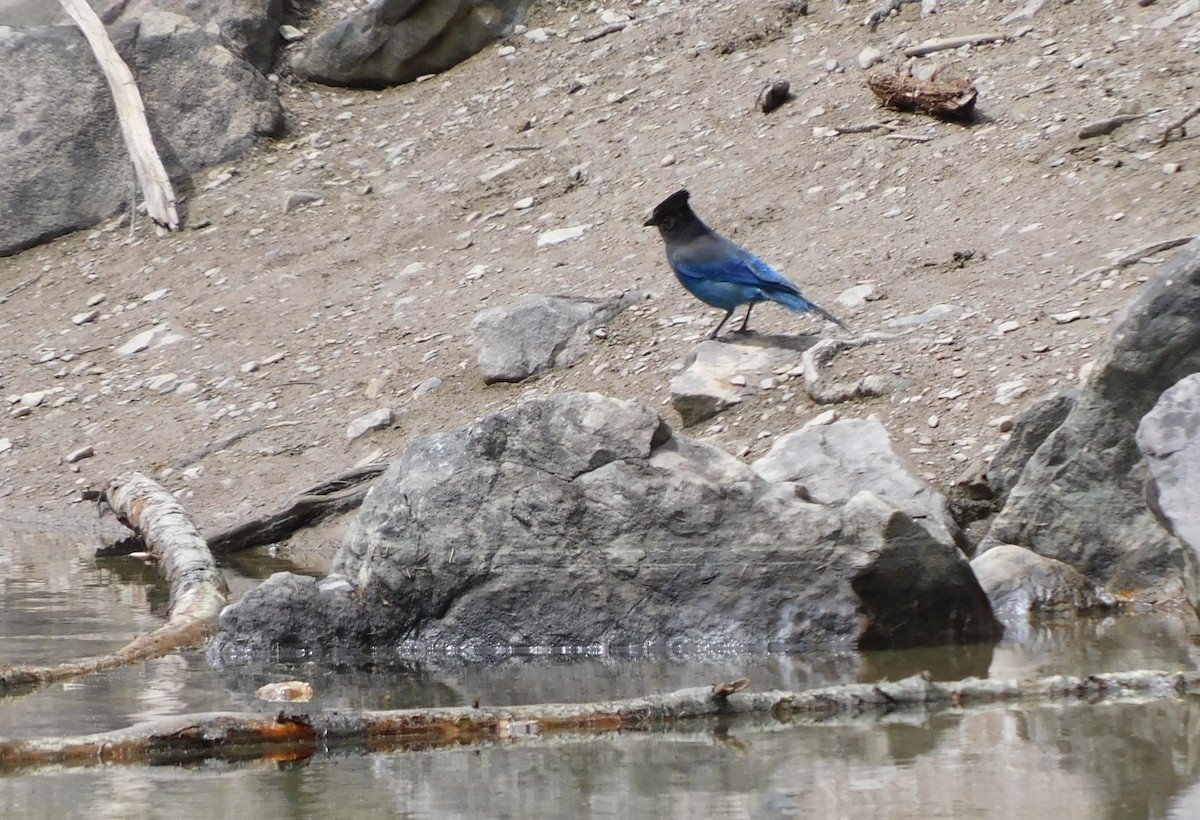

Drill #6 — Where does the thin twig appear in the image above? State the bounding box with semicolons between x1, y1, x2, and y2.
1157;102;1200;147
904;32;1007;57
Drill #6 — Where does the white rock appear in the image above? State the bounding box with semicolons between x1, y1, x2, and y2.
803;409;840;428
524;27;549;43
536;225;589;246
19;391;44;408
857;46;883;70
928;414;940;428
347;408;395;441
147;373;179;394
142;288;169;302
997;320;1021;334
479;158;526;183
241;360;260;373
279;24;305;42
72;310;100;325
1051;310;1082;324
118;324;181;355
514;197;535;210
836;283;878;308
995;378;1028;405
0;438;11;455
66;445;94;463
86;293;106;307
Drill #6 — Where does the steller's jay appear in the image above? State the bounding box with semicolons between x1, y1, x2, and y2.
644;189;849;339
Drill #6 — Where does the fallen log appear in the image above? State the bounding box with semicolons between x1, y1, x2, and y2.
0;473;226;694
2;669;1198;770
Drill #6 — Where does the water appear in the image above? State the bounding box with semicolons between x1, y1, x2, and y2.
4;515;1200;819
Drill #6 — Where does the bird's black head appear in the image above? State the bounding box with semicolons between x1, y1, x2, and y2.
644;189;694;231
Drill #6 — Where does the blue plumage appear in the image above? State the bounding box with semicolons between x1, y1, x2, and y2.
644;190;848;339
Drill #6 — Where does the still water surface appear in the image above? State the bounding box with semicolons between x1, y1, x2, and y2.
4;515;1200;819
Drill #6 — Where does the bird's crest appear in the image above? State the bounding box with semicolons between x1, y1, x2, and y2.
645;189;691;227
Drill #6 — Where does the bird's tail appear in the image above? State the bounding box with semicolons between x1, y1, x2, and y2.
771;291;850;332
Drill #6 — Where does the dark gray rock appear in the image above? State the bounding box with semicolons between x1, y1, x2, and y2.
292;0;528;89
0;13;282;256
753;418;964;551
210;391;1001;661
981;238;1200;604
120;0;283;72
987;388;1077;507
1138;373;1200;560
470;294;627;384
971;543;1116;621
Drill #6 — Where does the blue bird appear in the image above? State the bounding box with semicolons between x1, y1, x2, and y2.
644;190;849;339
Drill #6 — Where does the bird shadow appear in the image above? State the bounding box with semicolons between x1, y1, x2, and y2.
711;329;828;353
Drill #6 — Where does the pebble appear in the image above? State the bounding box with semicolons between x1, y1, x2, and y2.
1051;310;1082;324
241;361;260;374
72;310;100;326
142;288;169;302
660;154;676;167
86;293;106;307
20;391;45;408
279;24;305;42
729;374;747;387
928;414;940;428
997;320;1021;334
857;47;884;70
514;197;535;210
146;374;179;394
1164;163;1182;174
0;438;11;455
479;158;526;183
995;378;1029;405
65;445;94;463
524;28;549;43
412;377;443;399
836;283;878;309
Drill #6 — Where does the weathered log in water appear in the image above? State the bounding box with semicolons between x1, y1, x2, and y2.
0;473;227;693
3;670;1199;770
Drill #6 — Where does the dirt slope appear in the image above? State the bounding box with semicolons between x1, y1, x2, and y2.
2;0;1198;555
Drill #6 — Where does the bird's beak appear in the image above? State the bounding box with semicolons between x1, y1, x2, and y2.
643;216;656;227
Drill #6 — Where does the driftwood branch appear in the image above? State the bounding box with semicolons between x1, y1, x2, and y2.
1069;235;1197;285
0;473;226;694
903;32;1007;57
207;462;388;553
4;670;1200;770
60;0;179;230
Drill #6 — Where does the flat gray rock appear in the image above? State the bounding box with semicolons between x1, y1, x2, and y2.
1138;373;1200;559
470;294;627;384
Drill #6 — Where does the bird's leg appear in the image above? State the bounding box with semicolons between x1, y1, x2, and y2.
736;304;755;333
709;309;735;339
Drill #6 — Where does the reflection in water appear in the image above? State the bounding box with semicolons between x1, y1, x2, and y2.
5;518;1200;818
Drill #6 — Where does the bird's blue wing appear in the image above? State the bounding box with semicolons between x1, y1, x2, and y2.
671;234;804;296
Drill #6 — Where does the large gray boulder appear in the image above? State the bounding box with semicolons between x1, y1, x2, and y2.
0;13;282;257
980;238;1200;604
292;0;528;88
120;0;283;72
1138;373;1200;561
753;417;964;552
210;392;1001;662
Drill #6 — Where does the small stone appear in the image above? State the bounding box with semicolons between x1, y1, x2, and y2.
992;415;1016;432
0;438;11;455
836;283;878;309
997;320;1021;334
1051;310;1082;324
347;408;395;441
479;158;526;184
66;445;95;463
86;293;106;307
241;360;260;374
20;391;44;408
10;405;32;418
497;45;516;56
523;27;549;43
142;288;169;302
279;24;305;41
660;154;676;167
928;414;940;428
513;197;535;210
72;310;100;325
1164;162;1182;174
729;374;748;387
